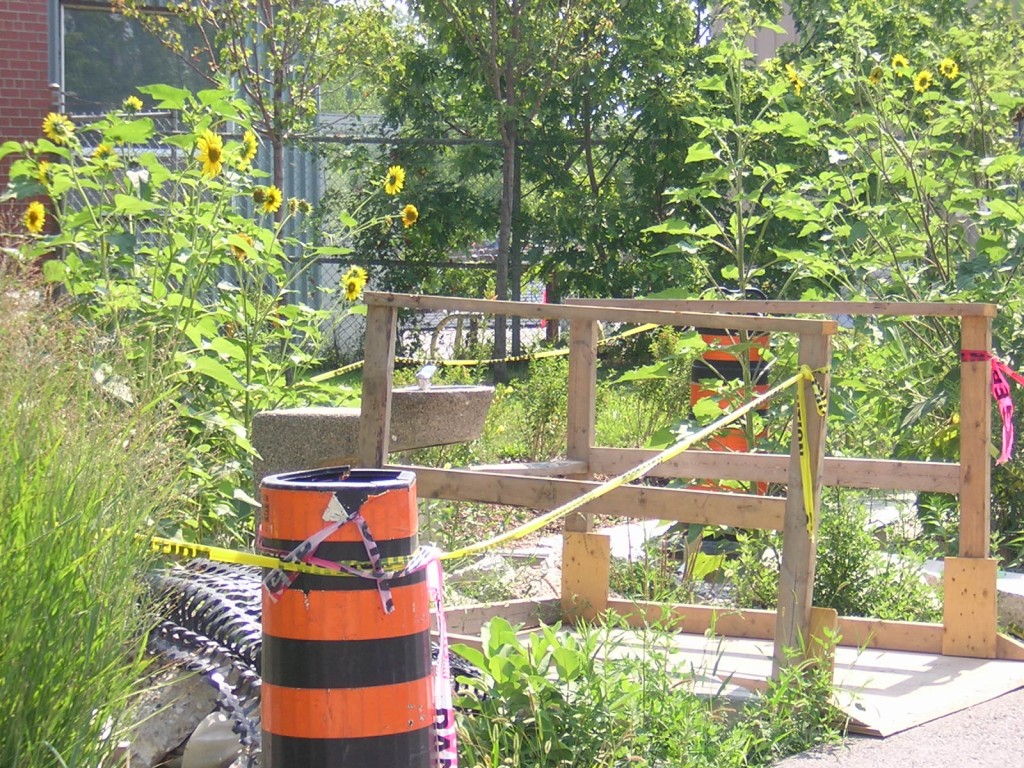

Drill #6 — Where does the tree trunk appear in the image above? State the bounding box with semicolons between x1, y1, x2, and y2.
510;147;523;356
494;120;516;380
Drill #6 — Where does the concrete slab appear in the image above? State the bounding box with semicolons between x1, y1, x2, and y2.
252;384;494;489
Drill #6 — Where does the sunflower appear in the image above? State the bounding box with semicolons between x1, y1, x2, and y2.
939;57;959;80
384;165;405;195
93;143;113;160
197;129;224;178
868;66;884;85
261;185;283;214
344;265;368;285
24;201;45;234
913;70;933;93
401;203;419;228
785;63;805;95
238;130;258;168
42;113;75;145
891;53;909;72
231;232;255;261
123;95;143;113
342;266;367;302
36;161;51;187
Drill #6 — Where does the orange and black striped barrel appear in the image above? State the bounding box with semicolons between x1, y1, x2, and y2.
259;467;434;767
690;329;771;492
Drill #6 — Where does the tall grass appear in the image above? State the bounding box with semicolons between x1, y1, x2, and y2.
0;280;181;768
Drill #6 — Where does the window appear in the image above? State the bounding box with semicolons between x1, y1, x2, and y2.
62;6;207;114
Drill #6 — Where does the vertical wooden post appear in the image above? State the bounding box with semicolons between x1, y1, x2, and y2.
564;318;598;533
943;314;997;657
561;532;610;623
773;332;832;678
957;315;992;558
357;303;398;468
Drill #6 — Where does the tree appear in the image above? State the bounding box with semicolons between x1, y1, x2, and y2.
118;0;393;207
410;0;619;366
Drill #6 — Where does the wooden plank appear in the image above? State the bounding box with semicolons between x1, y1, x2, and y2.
942;557;998;658
395;465;787;530
607;601;952;655
357;304;398;467
958;315;992;557
565;318;598;531
465;460;589;477
605;599;778;639
567;297;997;318
834;617;943;653
589;448;960;494
561;532;610;622
997;633;1024;661
443;597;561;635
364;291;837;335
774;333;832;677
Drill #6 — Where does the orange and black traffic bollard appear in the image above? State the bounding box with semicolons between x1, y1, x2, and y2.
259;467;434;767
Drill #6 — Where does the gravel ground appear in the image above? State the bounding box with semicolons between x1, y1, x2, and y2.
774;686;1024;767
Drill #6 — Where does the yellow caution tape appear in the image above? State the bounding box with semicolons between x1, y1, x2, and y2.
153;359;830;571
309;323;660;382
148;536;411;576
441;369;806;560
796;365;830;538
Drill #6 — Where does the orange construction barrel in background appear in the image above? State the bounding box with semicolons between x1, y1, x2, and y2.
690;328;771;491
259;467;434;767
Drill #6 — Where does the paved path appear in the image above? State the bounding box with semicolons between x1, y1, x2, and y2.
775;686;1024;767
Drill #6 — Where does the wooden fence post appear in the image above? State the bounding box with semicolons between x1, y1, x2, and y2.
773;332;832;678
357;303;398;468
943;314;997;657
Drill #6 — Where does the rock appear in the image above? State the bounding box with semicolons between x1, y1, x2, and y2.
121;667;219;768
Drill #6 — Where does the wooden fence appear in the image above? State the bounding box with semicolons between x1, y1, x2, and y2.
356;293;1024;678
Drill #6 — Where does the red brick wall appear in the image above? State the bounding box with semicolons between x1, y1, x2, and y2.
1;1;54;198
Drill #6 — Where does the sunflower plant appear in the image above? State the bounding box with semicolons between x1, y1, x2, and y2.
0;84;406;544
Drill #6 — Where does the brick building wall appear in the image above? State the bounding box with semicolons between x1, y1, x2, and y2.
1;0;54;228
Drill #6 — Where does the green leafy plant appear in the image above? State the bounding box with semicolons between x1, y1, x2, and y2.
453;615;842;767
2;87;416;543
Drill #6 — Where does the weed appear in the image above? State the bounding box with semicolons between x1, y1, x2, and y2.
453;616;841;766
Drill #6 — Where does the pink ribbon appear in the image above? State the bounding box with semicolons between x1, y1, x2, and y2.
961;350;1024;464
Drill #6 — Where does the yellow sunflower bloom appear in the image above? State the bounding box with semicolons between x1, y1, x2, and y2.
344;265;368;285
384;165;405;195
197;129;224;178
343;276;364;302
868;66;884;85
93;143;113;160
42;113;75;145
239;130;258;168
123;95;143;113
401;204;419;229
24;201;46;234
913;70;933;93
261;185;283;214
939;58;959;80
891;53;909;72
37;161;51;187
784;63;804;95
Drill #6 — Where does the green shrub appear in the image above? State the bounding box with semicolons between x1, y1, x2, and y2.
728;492;941;622
0;279;181;768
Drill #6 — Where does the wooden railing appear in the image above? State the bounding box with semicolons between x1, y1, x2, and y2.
357;292;1024;676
